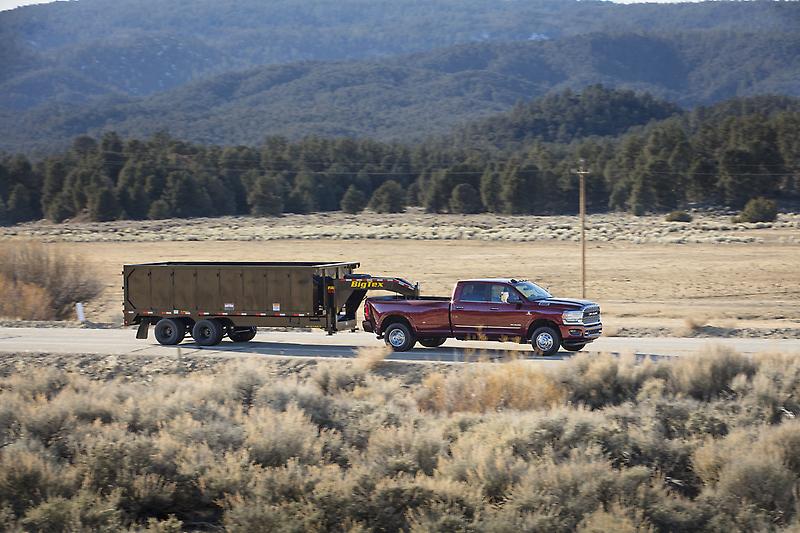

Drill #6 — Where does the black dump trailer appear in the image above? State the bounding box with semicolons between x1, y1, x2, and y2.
123;261;419;346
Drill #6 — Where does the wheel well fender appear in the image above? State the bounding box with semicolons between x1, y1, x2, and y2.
527;319;561;340
379;315;413;335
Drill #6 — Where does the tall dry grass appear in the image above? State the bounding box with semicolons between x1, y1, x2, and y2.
1;349;800;531
0;241;102;320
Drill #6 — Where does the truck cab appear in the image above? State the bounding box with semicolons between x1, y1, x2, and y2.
364;278;602;355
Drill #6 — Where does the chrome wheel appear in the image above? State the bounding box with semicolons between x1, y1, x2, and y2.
536;332;554;351
388;328;406;347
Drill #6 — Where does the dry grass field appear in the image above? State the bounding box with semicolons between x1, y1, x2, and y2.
0;211;798;335
3;348;800;531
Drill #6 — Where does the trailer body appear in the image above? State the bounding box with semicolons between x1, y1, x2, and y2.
123;261;418;344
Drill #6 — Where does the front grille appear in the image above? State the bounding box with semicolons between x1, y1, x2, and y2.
583;305;601;326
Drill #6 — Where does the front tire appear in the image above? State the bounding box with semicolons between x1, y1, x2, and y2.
531;326;560;356
229;326;257;342
154;318;185;345
419;337;446;348
383;322;416;352
192;319;224;346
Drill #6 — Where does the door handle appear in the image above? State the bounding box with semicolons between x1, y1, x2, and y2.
489;307;499;310
454;306;464;310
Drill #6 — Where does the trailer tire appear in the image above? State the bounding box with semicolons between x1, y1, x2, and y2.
193;319;224;346
154;318;185;345
229;327;257;342
384;322;416;352
531;326;560;356
419;337;446;348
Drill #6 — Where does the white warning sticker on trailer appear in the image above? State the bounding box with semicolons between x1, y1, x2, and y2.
272;303;281;311
224;303;235;311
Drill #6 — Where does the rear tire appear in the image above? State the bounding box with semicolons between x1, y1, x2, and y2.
419;337;446;348
562;343;586;352
531;326;560;356
383;322;416;352
229;326;257;342
192;319;224;346
154;318;185;345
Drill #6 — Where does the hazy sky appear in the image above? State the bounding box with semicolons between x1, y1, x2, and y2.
0;0;697;12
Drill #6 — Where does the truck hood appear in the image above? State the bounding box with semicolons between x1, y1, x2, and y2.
535;298;596;310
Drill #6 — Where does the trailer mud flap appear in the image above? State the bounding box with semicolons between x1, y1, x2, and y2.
136;321;150;339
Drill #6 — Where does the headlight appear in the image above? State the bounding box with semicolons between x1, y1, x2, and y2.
562;310;583;325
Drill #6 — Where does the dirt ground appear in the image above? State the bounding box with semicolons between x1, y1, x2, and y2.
28;238;799;334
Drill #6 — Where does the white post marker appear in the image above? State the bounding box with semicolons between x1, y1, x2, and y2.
75;302;86;323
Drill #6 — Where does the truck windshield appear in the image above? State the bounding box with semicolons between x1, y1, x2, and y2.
513;281;551;301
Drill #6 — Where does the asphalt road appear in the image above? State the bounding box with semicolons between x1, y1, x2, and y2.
0;327;798;364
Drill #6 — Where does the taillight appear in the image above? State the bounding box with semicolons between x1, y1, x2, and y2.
364;302;371;320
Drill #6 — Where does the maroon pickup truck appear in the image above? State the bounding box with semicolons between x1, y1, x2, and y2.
363;278;601;356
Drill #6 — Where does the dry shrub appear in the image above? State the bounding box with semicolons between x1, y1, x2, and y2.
0;442;79;517
0;273;53;320
354;345;391;371
670;347;757;401
19;490;123;532
557;353;665;408
417;361;565;413
713;454;796;527
503;454;652;532
577;503;654;533
241;405;326;467
0;242;102;320
5;351;800;530
364;423;444;476
680;316;704;335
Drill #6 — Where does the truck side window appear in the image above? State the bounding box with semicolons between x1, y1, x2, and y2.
459;282;490;302
491;284;521;304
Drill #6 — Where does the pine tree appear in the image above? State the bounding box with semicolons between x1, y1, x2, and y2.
405;181;421;207
148;199;172;220
340;185;368;214
369;180;405;213
479;168;501;212
88;186;120;221
6;184;35;223
247;175;284;216
500;163;537;214
422;171;448;213
0;196;6;225
627;169;656;215
449;183;482;214
45;193;73;223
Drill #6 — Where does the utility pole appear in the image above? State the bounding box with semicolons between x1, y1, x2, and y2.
574;159;590;299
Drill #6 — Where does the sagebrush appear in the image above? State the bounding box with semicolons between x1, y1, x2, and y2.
0;242;102;320
2;349;800;531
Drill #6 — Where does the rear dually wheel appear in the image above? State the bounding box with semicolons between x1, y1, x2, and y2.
383;322;416;352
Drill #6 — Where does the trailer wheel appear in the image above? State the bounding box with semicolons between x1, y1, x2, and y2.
229;327;257;343
531;326;560;356
154;318;186;345
419;337;446;348
193;319;224;346
384;322;416;352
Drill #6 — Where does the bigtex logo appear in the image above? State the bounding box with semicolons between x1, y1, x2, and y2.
350;280;385;289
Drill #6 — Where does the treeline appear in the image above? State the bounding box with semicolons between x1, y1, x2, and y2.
0;90;798;224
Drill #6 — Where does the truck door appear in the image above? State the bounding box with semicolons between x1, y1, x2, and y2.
451;282;525;339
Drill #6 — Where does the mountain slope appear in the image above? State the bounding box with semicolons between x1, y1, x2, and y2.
1;0;798;108
5;31;800;153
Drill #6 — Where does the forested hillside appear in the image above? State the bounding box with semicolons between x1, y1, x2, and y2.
1;88;797;226
2;0;795;103
3;31;799;153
